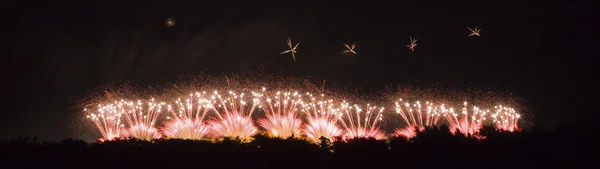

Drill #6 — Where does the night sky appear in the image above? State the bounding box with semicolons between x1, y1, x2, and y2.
4;0;597;140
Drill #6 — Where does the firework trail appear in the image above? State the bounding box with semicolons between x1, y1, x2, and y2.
301;93;343;142
86;104;125;141
491;105;520;132
162;92;212;140
444;102;487;136
257;89;303;138
209;90;259;140
338;102;385;140
393;99;443;138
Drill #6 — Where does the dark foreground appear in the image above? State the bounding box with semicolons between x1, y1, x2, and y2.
1;125;596;169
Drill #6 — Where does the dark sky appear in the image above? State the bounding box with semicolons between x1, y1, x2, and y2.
4;0;597;140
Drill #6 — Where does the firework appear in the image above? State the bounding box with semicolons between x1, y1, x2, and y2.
491;105;520;132
338;103;385;140
444;102;487;136
209;91;259;140
280;37;300;61
162;92;213;140
84;82;524;142
301;93;343;142
467;26;481;37
393;99;443;138
163;118;211;140
124;124;162;140
343;43;357;55
407;37;417;52
165;18;175;27
86;104;125;141
118;99;164;140
257;89;303;138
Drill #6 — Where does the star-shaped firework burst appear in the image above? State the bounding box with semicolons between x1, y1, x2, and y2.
280;37;300;61
467;26;481;37
343;44;357;55
407;37;417;52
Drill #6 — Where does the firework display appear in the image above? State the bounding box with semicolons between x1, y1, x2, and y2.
257;90;303;138
85;86;522;142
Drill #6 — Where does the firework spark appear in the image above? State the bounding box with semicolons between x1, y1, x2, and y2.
162;92;213;140
393;99;443;138
85;84;523;141
86;104;125;141
115;99;165;140
491;105;520;132
209;91;259;140
257;90;303;138
338;103;385;140
445;102;487;136
301;94;343;142
407;37;417;52
467;26;481;37
280;37;300;61
163;118;211;140
124;124;162;140
165;18;175;27
343;44;357;55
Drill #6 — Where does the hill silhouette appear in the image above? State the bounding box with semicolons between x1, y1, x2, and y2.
1;124;594;169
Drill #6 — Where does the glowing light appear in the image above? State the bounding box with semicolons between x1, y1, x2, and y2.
393;99;442;138
165;18;175;27
343;43;357;55
468;26;481;37
339;103;385;140
280;37;300;61
301;94;343;143
258;91;303;138
209;91;259;140
162;93;212;140
407;37;418;52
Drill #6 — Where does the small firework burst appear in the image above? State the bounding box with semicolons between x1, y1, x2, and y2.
209;91;260;140
467;26;481;37
338;103;385;140
257;90;303;138
407;37;417;52
165;17;176;27
491;105;520;132
343;43;357;55
280;37;300;61
301;94;343;142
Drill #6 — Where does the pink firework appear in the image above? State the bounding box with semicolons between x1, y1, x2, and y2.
209;91;259;140
162;92;213;140
124;124;162;140
393;99;443;138
338;103;385;140
491;105;520;132
444;102;487;136
257;89;303;138
119;98;165;140
301;93;343;142
394;126;425;138
86;103;125;141
163;118;211;139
